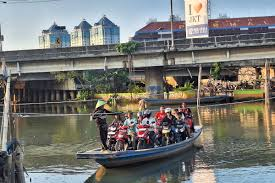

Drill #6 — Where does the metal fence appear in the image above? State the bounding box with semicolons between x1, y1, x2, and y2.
2;32;275;62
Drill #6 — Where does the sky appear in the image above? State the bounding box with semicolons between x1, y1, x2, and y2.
1;0;275;51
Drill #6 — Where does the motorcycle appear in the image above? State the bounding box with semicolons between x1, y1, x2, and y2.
161;121;174;146
154;125;163;147
136;124;151;150
174;121;188;143
114;126;129;151
106;125;118;151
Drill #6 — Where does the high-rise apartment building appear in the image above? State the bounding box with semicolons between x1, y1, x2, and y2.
71;19;92;47
39;22;71;49
90;15;120;45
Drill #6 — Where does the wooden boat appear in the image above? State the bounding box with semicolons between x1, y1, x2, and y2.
144;95;233;106
77;126;202;168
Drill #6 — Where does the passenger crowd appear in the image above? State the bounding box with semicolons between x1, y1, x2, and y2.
92;101;195;151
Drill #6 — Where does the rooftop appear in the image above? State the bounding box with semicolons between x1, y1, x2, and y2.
94;15;117;27
42;22;67;34
74;19;92;30
136;16;275;33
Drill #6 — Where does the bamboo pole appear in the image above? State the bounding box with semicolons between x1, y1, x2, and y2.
1;72;11;151
265;59;270;105
197;64;202;108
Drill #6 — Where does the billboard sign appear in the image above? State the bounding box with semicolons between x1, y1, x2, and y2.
185;0;209;39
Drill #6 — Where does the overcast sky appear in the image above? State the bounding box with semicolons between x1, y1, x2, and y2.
1;0;275;51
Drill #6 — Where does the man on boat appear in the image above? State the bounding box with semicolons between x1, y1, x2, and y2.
123;111;138;150
110;114;123;129
154;106;166;126
179;102;192;119
92;100;112;151
141;110;156;146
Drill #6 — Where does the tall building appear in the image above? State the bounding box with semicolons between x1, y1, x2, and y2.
90;15;120;45
39;22;71;49
71;19;92;47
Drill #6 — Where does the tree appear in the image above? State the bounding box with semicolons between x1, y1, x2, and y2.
83;69;130;93
218;13;230;19
210;62;222;80
146;18;158;24
116;41;139;73
169;15;182;21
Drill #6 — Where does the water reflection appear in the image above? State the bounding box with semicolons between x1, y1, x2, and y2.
9;101;275;182
85;148;198;183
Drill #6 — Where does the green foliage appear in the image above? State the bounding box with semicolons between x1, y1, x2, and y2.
233;89;264;95
128;84;145;94
76;90;92;100
83;69;130;93
52;71;82;82
174;81;194;92
210;63;222;80
116;41;139;55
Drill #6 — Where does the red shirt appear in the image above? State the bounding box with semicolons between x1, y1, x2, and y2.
155;112;166;124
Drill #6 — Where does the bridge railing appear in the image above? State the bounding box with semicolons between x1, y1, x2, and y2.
138;32;275;52
2;32;275;61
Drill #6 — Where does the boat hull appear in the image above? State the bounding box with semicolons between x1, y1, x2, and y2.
77;126;202;168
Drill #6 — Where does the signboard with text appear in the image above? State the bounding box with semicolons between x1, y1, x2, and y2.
185;0;209;39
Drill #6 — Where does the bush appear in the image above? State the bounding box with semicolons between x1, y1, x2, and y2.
76;90;92;100
129;84;145;94
174;81;194;93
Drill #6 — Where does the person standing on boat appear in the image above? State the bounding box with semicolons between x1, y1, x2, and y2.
155;105;166;126
123;111;137;149
179;102;192;119
92;100;112;151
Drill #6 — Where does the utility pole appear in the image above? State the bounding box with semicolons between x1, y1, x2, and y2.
170;0;175;50
0;24;3;51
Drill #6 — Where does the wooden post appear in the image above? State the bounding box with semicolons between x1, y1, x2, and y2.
265;59;270;105
197;64;202;108
1;72;11;151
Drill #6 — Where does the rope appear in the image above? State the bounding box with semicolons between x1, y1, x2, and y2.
0;99;98;107
1;96;274;118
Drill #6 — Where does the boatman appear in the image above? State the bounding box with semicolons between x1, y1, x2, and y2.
91;100;112;151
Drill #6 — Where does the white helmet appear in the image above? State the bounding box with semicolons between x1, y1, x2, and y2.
165;108;172;113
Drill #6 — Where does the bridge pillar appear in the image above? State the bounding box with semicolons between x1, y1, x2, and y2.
27;89;32;103
17;89;22;103
44;90;50;102
145;67;164;99
56;90;61;101
39;90;43;103
51;90;55;101
22;89;26;103
33;90;38;103
70;91;76;100
63;91;68;101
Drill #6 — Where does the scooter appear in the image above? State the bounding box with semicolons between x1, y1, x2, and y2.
106;125;118;151
114;126;129;151
136;124;151;150
161;121;174;146
174;121;188;143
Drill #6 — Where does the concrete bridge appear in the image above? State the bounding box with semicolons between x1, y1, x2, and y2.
1;32;275;101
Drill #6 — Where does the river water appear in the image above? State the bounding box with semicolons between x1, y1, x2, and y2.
16;101;275;183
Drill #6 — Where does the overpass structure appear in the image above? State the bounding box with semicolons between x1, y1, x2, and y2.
0;32;275;101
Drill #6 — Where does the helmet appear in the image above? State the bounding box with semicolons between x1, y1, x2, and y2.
143;109;152;116
165;108;172;113
137;111;143;117
95;100;107;109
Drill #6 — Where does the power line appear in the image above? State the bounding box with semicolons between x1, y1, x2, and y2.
3;0;62;4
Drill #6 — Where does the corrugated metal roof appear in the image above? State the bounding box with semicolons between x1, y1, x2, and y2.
137;16;275;33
